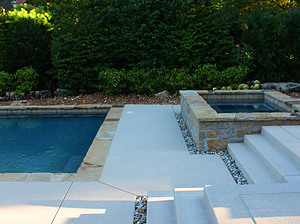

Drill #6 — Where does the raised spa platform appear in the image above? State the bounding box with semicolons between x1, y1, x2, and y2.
180;90;300;151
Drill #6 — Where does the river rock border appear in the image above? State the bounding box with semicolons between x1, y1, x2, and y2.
176;113;248;185
133;196;147;224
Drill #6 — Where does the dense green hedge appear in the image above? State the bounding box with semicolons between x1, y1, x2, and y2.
52;0;238;93
0;4;54;90
98;64;248;94
243;7;300;82
1;1;299;94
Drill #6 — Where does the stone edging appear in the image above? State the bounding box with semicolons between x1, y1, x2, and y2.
180;90;300;151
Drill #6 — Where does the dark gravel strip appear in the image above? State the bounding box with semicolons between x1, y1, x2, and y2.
133;196;147;224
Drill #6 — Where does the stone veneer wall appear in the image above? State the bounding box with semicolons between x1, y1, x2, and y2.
180;90;300;151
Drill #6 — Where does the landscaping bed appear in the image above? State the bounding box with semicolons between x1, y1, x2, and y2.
0;92;180;106
0;91;298;107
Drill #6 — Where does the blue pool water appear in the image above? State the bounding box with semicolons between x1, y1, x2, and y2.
0;114;105;173
209;102;285;113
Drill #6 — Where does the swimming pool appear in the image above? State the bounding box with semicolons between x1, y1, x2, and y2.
0;105;123;181
0;114;105;173
208;101;286;113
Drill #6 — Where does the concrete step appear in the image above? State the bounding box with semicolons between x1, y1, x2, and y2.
204;183;300;224
245;134;300;182
281;125;300;140
147;191;176;224
262;126;300;167
283;176;300;183
174;188;211;224
228;143;278;184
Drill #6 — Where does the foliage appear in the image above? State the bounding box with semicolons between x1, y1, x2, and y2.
0;67;39;95
219;65;248;87
233;44;256;74
52;0;238;93
228;0;299;16
0;4;53;89
98;64;247;95
0;71;13;94
1;0;298;94
98;69;136;95
194;64;247;89
51;0;109;93
164;67;195;91
243;8;300;82
14;67;39;94
194;64;220;90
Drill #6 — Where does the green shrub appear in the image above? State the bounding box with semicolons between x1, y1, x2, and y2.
234;44;256;74
0;71;13;94
53;0;238;93
243;8;300;82
220;66;248;87
98;69;134;95
98;63;248;94
190;64;247;90
229;0;299;16
194;64;220;90
14;67;39;94
0;4;53;89
164;68;194;91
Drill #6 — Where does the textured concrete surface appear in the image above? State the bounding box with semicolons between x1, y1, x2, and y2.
174;188;211;224
242;193;300;224
109;128;189;155
0;182;71;224
100;105;234;195
147;191;176;224
204;183;300;224
228;143;278;184
100;154;234;195
53;182;135;224
245;134;300;182
282;125;300;140
262;126;300;166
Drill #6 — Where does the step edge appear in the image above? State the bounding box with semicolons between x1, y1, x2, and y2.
245;134;300;180
245;135;284;182
203;188;219;224
262;126;300;166
228;143;277;184
174;189;212;224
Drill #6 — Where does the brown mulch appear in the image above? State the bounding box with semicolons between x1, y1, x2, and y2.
0;92;180;106
287;92;300;99
0;91;299;107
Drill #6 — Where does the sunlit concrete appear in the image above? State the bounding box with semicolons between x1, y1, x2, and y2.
0;182;71;224
52;182;135;224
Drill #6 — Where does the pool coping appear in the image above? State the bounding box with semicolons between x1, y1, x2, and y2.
0;104;123;182
180;90;300;151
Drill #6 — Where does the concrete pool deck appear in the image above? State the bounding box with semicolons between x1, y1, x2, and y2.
0;104;300;223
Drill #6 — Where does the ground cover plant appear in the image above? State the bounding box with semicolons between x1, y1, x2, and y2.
0;0;299;95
